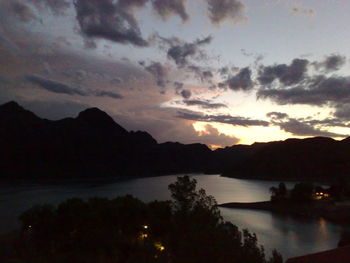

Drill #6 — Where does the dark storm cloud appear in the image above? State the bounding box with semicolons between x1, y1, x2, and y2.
267;111;346;137
207;0;246;25
10;2;36;22
144;62;168;88
225;67;253;91
167;35;213;66
151;0;189;22
257;58;309;86
74;0;148;47
26;75;87;96
177;111;269;127
180;89;191;99
183;99;227;109
314;54;346;72
257;76;350;106
26;75;123;99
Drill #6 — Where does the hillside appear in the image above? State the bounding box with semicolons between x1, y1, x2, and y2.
0;101;212;178
1;101;350;180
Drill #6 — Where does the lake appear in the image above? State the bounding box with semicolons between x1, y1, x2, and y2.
0;174;344;259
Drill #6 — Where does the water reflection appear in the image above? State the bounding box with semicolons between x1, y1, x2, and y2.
0;174;343;259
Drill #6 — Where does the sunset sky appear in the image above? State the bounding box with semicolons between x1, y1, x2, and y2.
1;0;350;148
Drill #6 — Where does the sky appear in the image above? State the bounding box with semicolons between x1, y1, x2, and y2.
1;0;350;148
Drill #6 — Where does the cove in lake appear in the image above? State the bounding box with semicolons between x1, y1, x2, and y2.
0;174;344;259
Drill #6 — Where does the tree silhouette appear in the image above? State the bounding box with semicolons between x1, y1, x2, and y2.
16;176;282;263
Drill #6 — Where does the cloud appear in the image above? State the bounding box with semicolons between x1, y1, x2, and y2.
27;0;70;15
118;0;149;9
20;99;89;120
26;75;123;99
291;6;315;16
207;0;246;25
313;54;346;72
93;90;123;99
266;112;289;120
183;99;227;109
257;76;350;106
74;0;148;47
196;124;239;148
115;107;239;148
278;119;343;137
267;111;346;137
10;2;36;22
151;0;189;22
180;89;191;99
225;67;253;91
177;110;269;126
334;104;350;120
167;35;212;66
26;75;87;96
187;66;214;82
174;81;184;90
144;62;168;88
257;58;309;86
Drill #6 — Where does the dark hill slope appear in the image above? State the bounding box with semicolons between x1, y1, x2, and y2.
0;102;211;178
220;137;350;180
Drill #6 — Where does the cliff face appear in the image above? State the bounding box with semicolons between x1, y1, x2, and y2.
1;101;350;180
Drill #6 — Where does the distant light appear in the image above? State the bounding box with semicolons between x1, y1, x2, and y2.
155;242;165;251
28;225;32;228
139;233;148;239
143;225;148;229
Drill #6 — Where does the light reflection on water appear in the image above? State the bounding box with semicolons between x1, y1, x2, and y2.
0;174;344;259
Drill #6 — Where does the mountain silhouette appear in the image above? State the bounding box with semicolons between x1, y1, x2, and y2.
1;101;350;180
0;101;212;178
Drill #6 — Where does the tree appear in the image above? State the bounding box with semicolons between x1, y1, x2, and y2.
278;183;287;197
290;182;314;202
270;183;287;202
16;176;282;263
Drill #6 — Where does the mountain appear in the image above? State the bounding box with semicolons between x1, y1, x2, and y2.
0;101;211;178
1;101;350;181
217;137;350;181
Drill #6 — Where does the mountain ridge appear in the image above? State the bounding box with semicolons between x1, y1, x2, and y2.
1;101;350;181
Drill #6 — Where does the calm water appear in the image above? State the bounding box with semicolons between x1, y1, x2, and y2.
0;174;344;259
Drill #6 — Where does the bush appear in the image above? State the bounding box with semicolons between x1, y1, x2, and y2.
16;176;282;263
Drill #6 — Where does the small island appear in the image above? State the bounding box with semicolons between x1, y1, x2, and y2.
219;179;350;225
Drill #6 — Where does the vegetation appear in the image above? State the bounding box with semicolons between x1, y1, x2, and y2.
270;178;350;203
15;176;282;263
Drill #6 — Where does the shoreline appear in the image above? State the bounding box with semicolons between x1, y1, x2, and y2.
219;200;350;225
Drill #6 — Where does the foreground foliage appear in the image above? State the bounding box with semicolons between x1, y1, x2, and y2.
16;176;282;263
